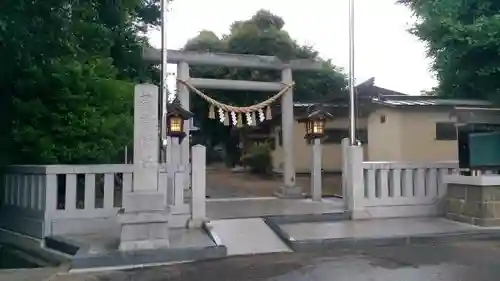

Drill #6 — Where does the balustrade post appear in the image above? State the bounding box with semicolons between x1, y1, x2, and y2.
345;144;367;219
44;173;57;237
189;145;207;227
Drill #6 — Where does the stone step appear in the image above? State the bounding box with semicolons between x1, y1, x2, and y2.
169;213;191;228
269;217;500;252
264;211;350;225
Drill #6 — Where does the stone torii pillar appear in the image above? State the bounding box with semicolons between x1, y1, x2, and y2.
277;67;300;197
177;61;191;191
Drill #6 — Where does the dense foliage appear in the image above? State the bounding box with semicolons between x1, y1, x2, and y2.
241;142;273;175
0;0;162;165
0;5;346;167
400;0;500;102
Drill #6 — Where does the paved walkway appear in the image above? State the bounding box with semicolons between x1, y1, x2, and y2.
5;216;500;280
279;217;484;241
205;216;497;258
207;197;344;219
5;197;499;279
0;267;62;281
51;198;344;257
30;240;500;281
208;218;291;256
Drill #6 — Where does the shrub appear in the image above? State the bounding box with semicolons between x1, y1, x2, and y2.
241;142;273;175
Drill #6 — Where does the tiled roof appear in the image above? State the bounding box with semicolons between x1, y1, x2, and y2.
292;76;491;109
371;96;491;107
293;96;491;108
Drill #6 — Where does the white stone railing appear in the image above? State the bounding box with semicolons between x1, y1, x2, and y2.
357;161;458;218
1;164;188;237
2;166;49;239
1;144;208;239
341;138;460;219
362;161;458;204
2;165;137;237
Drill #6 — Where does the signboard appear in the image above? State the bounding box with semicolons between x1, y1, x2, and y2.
469;131;500;168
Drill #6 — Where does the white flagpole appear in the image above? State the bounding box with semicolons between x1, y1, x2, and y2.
348;0;357;145
160;0;169;161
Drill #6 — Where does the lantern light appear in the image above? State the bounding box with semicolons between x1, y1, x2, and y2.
166;99;194;141
298;105;333;140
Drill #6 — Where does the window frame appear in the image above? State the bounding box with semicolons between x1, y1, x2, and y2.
435;122;457;141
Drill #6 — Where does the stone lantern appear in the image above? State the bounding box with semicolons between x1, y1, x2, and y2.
166;100;194;141
298;106;332;140
298;105;333;201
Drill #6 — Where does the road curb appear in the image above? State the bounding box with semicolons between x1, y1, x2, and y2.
265;221;500;252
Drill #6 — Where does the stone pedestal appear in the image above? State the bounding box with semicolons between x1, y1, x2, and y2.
275;185;304;199
119;210;170;251
344;144;367;219
444;175;500;227
167;137;189;215
311;138;322;201
119;84;170;251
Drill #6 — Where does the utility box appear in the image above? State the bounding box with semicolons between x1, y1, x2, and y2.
457;123;500;170
454;106;500;171
469;131;500;168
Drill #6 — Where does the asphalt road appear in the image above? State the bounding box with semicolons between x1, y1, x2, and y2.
18;240;500;281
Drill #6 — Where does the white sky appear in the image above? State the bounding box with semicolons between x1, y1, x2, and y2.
149;0;437;96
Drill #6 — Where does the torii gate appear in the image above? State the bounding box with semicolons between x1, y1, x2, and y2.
143;47;324;197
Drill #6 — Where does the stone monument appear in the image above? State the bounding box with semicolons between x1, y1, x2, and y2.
118;84;170;251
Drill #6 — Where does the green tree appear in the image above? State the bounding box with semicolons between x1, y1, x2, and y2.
400;0;500;102
183;10;348;158
0;0;160;165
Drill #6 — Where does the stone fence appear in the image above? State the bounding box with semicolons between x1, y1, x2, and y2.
0;145;206;241
342;139;459;219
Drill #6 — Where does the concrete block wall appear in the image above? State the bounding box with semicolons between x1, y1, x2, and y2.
445;183;500;226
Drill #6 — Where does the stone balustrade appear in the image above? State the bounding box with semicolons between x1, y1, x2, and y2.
342;139;459;219
358;161;458;218
0;149;207;241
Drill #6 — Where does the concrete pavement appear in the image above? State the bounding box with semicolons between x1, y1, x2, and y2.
33;240;500;281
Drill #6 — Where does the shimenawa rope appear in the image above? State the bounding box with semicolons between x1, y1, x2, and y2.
177;79;294;113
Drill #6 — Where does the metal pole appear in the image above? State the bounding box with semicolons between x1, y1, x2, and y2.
348;0;357;145
160;0;169;162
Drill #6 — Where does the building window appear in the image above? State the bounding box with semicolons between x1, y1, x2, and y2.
435;122;457;140
323;129;349;144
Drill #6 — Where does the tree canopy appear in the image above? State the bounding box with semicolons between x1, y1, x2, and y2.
400;0;500;102
184;10;348;149
0;0;161;165
0;5;346;166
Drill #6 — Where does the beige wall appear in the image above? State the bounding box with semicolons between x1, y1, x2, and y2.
399;108;457;161
367;107;457;162
271;106;458;173
367;108;404;161
272;117;368;173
